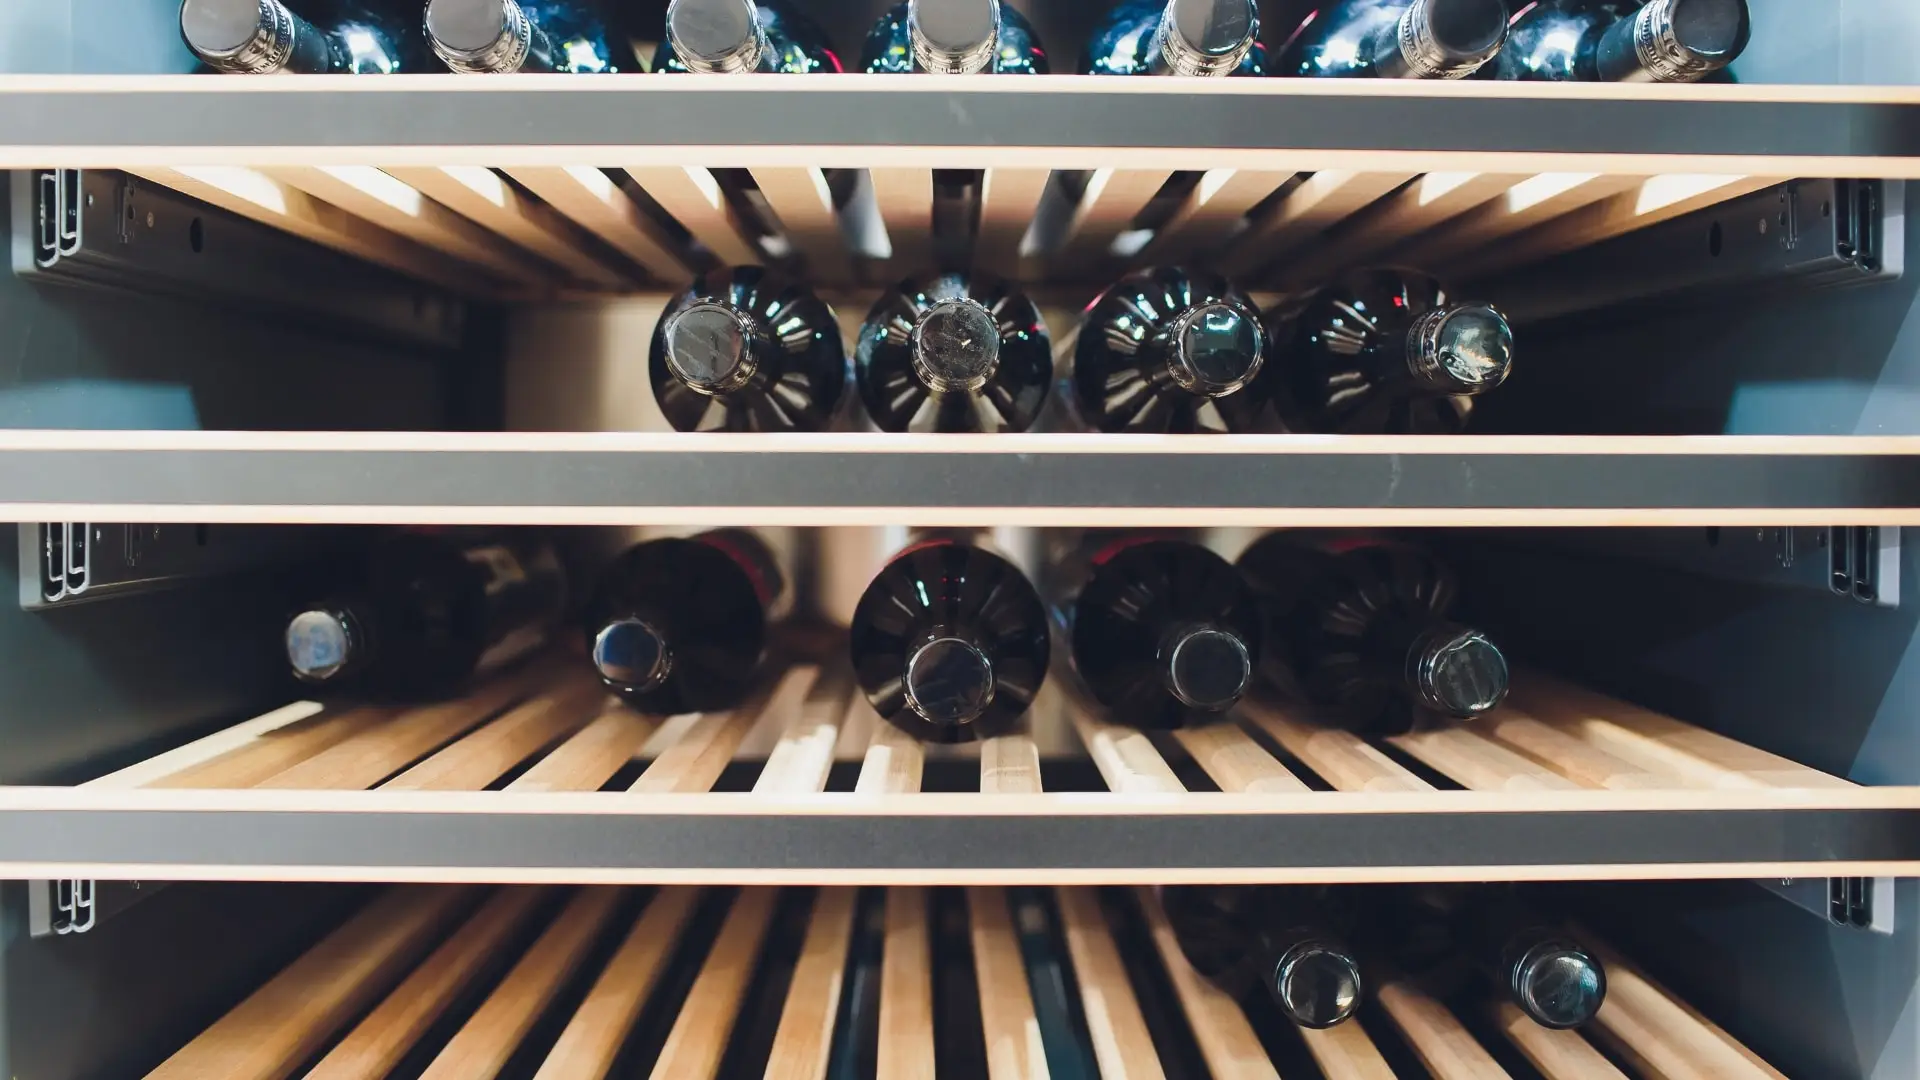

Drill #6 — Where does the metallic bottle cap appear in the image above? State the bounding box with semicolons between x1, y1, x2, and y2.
592;618;674;692
912;297;1003;393
905;636;996;726
668;0;771;73
287;608;356;683
1408;625;1509;718
1406;303;1513;395
1393;0;1508;79
908;0;1001;74
181;0;298;72
1271;941;1364;1029
665;302;762;395
427;0;533;73
1633;0;1746;82
1167;301;1264;397
1165;627;1252;711
1152;0;1258;77
1512;940;1608;1029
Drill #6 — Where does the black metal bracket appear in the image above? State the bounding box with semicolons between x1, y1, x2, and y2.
24;880;167;939
1758;876;1894;934
19;522;357;610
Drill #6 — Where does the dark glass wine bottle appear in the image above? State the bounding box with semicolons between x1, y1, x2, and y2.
1082;0;1267;75
860;0;1049;74
1268;269;1513;435
286;530;567;699
1163;885;1364;1029
1368;884;1607;1029
651;266;848;433
1236;531;1508;734
584;529;789;714
1064;535;1261;730
1490;0;1748;83
182;0;413;74
1274;0;1509;79
849;536;1051;743
426;0;633;73
855;273;1052;433
1073;267;1271;434
661;0;843;73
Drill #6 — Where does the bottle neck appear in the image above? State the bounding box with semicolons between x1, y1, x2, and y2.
1368;0;1508;80
286;603;367;684
1365;616;1509;719
1403;303;1514;396
1593;0;1746;83
592;617;674;693
903;631;996;727
181;0;314;74
1148;0;1258;77
1164;300;1264;398
908;0;1001;74
1159;624;1252;712
1502;929;1608;1029
665;301;768;396
1267;938;1364;1030
668;0;775;73
913;297;1003;394
428;0;549;74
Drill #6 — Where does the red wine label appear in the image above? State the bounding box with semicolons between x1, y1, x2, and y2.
1087;531;1182;567
698;529;784;608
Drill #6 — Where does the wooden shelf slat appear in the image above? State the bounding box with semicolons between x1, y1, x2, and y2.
969;886;1051;1080
878;886;936;1079
1580;933;1790;1080
1069;699;1186;794
505;704;658;793
975;167;1051;274
754;668;855;796
1477;706;1676;790
1297;1022;1399;1080
624;165;764;266
1375;980;1512;1080
631;667;811;794
1053;168;1174;267
1054;887;1168;1080
1138;168;1298;263
1135;887;1282;1080
761;887;860;1080
748;167;854;284
1218;170;1412;277
1172;721;1312;794
384;676;606;792
980;731;1044;794
82;701;327;789
856;711;926;795
1493;999;1631;1080
388;165;640;289
1388;726;1585;793
1387;171;1642;268
531;887;704;1080
503;165;691;283
649;888;783;1080
1239;700;1433;793
869;167;935;271
1280;171;1526;286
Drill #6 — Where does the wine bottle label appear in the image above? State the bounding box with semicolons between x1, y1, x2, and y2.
1632;0;1721;83
1394;0;1487;79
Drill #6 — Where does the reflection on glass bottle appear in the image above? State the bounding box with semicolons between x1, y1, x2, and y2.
285;531;566;699
849;536;1051;744
1073;267;1272;433
1269;269;1513;435
182;0;415;73
661;0;842;73
1063;535;1261;730
1163;886;1365;1029
1083;0;1267;75
1491;0;1748;83
1237;531;1508;735
426;0;632;73
860;0;1049;73
856;273;1052;433
1274;0;1509;79
585;529;789;714
651;266;848;433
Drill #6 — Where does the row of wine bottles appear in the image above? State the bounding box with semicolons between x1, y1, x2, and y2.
1163;882;1607;1033
657;266;1514;435
285;527;1501;741
183;0;1749;85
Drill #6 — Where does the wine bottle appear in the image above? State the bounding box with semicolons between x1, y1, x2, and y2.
1063;535;1261;729
1274;0;1509;79
1491;0;1748;83
855;272;1052;433
661;0;842;73
849;536;1051;743
1073;267;1271;433
286;531;567;698
1237;531;1508;734
426;0;631;73
1162;885;1364;1029
584;529;789;714
1268;270;1513;435
860;0;1049;74
651;266;849;433
182;0;412;74
1082;0;1267;76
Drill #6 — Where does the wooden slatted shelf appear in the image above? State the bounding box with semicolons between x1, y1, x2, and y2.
3;658;1916;882
143;880;1790;1080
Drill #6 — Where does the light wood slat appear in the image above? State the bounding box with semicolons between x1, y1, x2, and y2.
307;887;551;1080
1239;699;1433;792
385;677;607;792
755;667;856;796
531;887;704;1080
1477;706;1673;790
1493;1000;1631;1080
650;888;784;1080
1217;170;1413;276
80;700;321;787
151;707;393;789
1512;672;1853;790
1173;721;1312;793
1054;168;1175;266
1135;887;1282;1080
761;887;860;1080
856;712;926;794
257;666;551;790
1053;888;1167;1080
504;166;692;283
1374;980;1511;1080
869;167;935;271
1456;174;1785;279
506;705;658;793
630;667;811;794
834;693;880;761
1138;169;1298;262
624;165;763;266
419;886;626;1080
1280;171;1527;286
1578;933;1789;1080
1068;699;1185;794
262;165;552;286
1388;172;1643;268
748;167;854;283
1388;726;1583;792
980;731;1043;794
126;166;481;292
969;886;1051;1080
388;165;639;289
878;886;936;1080
145;886;473;1080
975;167;1051;274
1297;1023;1399;1080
